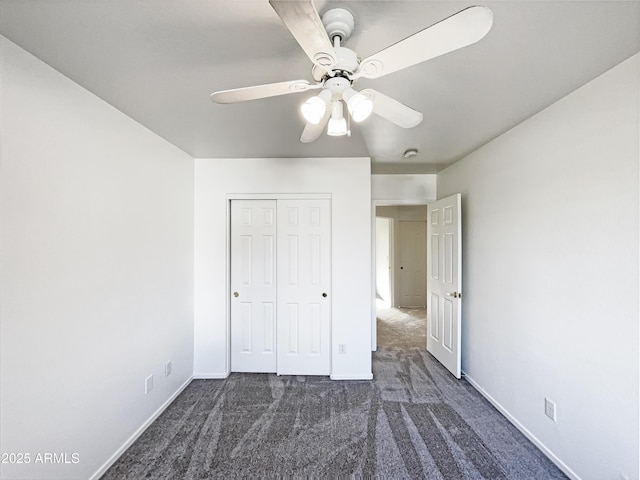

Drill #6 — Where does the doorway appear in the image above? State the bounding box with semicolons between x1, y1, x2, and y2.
374;205;428;350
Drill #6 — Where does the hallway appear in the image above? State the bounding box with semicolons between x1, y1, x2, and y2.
377;306;427;349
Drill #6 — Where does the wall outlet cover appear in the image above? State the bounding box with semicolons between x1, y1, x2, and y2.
544;397;556;421
145;375;154;394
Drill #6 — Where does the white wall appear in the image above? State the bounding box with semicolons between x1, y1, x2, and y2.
371;174;436;203
194;157;372;380
437;53;639;480
0;36;194;480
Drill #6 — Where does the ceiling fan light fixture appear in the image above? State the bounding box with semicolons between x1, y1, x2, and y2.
347;93;373;122
327;117;348;136
343;86;373;123
327;101;348;136
301;89;332;124
301;96;325;124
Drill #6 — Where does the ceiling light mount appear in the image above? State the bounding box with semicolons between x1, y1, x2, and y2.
324;76;350;97
322;8;355;43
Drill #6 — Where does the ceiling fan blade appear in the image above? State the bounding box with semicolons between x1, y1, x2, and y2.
300;106;331;143
269;0;337;70
355;6;493;80
362;89;423;128
211;80;321;104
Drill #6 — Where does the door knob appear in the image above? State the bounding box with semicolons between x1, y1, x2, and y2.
447;292;461;298
233;292;239;298
322;292;328;298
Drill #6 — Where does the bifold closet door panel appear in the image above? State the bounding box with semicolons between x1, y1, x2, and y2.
230;200;277;373
276;199;331;376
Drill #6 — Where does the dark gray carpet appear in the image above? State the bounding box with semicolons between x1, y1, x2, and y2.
103;309;567;479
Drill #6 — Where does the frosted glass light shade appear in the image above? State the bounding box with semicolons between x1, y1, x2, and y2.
346;92;373;122
300;89;332;124
301;96;327;124
327;100;347;136
327;117;347;136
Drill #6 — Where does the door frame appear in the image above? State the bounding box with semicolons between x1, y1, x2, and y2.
370;200;429;351
226;193;332;373
374;216;394;309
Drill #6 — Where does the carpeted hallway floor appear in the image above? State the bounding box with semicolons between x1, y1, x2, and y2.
377;306;427;348
103;308;567;479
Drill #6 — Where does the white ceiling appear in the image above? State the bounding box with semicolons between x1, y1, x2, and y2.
1;1;639;173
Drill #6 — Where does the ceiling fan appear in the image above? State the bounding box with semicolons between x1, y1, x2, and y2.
210;1;493;142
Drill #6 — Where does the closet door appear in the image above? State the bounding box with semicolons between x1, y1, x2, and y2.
230;200;277;372
277;199;331;376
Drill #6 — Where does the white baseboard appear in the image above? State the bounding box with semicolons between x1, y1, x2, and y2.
193;372;230;379
197;372;372;380
89;376;193;480
330;373;373;380
462;372;580;480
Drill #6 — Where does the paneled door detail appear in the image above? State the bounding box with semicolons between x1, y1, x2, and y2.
230;200;277;372
277;199;331;375
398;221;426;307
427;194;462;378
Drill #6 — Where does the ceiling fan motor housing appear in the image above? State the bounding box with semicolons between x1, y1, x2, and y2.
333;47;359;74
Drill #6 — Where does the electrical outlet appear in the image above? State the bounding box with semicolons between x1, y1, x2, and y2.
165;360;172;377
544;398;556;421
338;344;346;354
145;375;154;394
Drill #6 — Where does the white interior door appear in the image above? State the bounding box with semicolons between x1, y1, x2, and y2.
277;199;331;376
230;200;277;373
427;194;462;378
398;221;426;307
